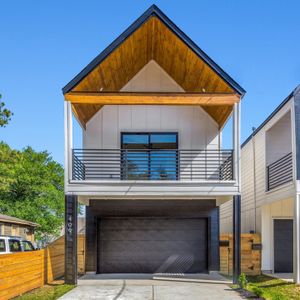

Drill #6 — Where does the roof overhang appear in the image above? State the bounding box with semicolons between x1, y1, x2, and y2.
63;5;245;129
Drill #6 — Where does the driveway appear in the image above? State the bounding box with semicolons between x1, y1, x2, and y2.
59;274;243;300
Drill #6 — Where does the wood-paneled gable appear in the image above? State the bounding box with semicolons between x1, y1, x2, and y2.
66;15;242;128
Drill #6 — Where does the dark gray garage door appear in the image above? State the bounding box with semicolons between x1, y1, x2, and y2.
274;219;293;273
98;217;208;273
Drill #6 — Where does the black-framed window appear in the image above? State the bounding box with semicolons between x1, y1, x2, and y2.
121;132;178;180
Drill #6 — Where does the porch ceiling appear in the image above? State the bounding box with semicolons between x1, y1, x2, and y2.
63;8;244;128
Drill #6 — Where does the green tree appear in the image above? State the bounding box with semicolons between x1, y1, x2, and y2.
0;142;64;241
0;94;13;127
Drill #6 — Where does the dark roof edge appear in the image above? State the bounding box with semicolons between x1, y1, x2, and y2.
241;84;300;148
62;4;246;96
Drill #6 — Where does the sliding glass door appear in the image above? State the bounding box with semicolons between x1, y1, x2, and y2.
121;133;178;180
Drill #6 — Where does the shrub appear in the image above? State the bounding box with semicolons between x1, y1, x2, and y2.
251;286;263;297
238;273;248;289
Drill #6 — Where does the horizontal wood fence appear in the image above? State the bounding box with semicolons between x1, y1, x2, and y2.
0;234;85;300
220;233;261;276
0;250;45;300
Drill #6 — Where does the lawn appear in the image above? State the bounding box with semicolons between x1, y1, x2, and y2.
244;275;300;300
15;281;74;300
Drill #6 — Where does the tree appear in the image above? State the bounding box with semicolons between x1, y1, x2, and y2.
0;94;13;127
0;142;64;241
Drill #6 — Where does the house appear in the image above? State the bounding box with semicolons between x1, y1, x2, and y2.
220;85;300;283
63;5;245;284
0;213;38;242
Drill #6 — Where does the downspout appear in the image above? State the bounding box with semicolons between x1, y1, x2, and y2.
252;127;257;233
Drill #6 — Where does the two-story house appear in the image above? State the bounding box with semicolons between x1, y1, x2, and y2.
63;5;245;284
220;85;300;283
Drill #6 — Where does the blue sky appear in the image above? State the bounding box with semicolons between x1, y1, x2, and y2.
1;0;300;164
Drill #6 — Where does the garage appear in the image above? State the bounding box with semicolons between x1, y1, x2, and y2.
274;219;293;273
97;217;208;273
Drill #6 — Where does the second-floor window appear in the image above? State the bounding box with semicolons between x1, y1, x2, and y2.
121;133;178;180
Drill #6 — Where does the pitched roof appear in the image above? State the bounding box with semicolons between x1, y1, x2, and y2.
0;214;39;227
62;4;245;96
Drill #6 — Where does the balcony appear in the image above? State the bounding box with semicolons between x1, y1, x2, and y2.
266;152;293;191
72;149;233;182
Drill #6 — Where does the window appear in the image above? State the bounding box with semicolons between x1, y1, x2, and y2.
11;225;18;236
9;239;22;252
22;241;34;251
0;239;6;252
121;133;178;180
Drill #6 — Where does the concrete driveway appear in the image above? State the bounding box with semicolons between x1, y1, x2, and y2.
59;274;243;300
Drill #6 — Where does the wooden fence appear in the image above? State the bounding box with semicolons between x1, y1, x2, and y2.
0;234;85;300
46;234;85;282
0;250;45;300
220;233;261;276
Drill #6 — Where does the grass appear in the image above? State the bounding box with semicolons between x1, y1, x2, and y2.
15;280;74;300
241;275;300;300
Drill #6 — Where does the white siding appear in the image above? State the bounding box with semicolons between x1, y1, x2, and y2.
83;105;219;150
121;60;184;93
266;112;292;165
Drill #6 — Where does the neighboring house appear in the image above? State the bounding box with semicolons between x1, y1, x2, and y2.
220;85;300;283
63;5;245;284
0;213;38;242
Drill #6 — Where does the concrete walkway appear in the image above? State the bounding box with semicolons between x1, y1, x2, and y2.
59;274;242;300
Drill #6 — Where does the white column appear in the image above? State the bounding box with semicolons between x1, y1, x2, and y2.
294;193;300;283
64;101;73;190
291;97;300;283
233;102;241;190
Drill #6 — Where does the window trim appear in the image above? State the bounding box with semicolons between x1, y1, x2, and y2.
120;132;179;180
120;132;179;149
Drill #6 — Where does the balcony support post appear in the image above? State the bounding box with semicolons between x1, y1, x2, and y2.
233;102;241;188
64;101;73;186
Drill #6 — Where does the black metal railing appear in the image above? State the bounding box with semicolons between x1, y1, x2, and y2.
72;149;234;181
267;152;293;191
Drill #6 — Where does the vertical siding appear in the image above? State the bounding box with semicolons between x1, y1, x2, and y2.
83;105;219;151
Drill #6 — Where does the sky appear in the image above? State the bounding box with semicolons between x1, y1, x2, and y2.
1;0;300;164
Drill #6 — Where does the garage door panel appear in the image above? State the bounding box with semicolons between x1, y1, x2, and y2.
100;244;205;259
100;229;205;241
100;218;204;230
98;217;207;273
